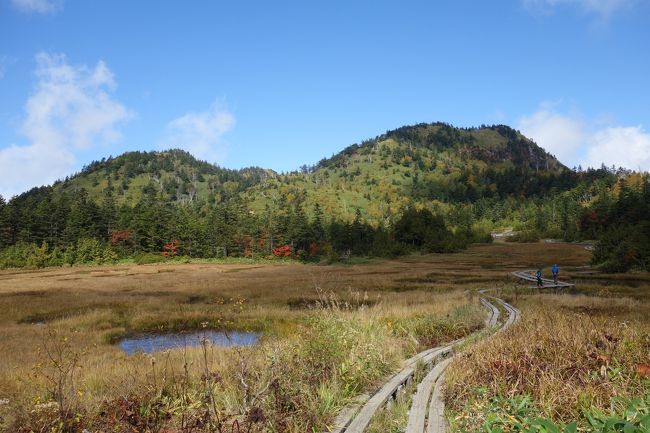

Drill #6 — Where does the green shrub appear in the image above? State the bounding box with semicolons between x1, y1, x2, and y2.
69;238;118;265
102;247;119;264
75;238;105;264
0;239;118;269
0;242;56;269
452;393;650;433
507;230;541;243
47;246;65;267
592;223;650;272
133;252;165;265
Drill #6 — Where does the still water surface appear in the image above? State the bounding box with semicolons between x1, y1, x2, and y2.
119;330;259;355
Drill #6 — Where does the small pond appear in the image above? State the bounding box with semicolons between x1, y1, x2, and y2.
119;330;260;355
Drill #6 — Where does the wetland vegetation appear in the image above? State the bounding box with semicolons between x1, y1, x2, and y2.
1;242;647;432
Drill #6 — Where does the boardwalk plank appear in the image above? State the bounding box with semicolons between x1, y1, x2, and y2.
405;357;452;433
344;346;453;433
427;369;448;433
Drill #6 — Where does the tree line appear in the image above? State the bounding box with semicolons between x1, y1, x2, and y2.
2;166;649;272
0;184;487;269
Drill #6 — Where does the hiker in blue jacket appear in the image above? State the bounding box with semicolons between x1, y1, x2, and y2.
536;268;543;287
551;263;559;285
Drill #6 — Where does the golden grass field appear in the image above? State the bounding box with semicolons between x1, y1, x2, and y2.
0;242;647;432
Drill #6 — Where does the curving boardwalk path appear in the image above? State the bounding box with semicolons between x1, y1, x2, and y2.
418;294;520;433
324;290;521;433
511;270;575;288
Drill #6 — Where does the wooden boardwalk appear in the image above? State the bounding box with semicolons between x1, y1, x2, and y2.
423;294;520;433
511;270;575;288
323;291;520;433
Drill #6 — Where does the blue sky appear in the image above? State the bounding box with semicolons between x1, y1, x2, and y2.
1;0;649;198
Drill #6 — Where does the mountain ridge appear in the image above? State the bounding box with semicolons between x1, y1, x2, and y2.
3;121;644;272
8;122;572;222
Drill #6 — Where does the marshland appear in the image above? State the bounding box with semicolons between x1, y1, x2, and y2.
1;242;648;432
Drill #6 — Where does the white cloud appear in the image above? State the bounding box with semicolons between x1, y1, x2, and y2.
522;0;637;17
518;103;650;171
0;53;132;199
517;103;585;164
11;0;60;13
0;143;75;199
22;53;132;150
160;101;235;163
583;126;650;171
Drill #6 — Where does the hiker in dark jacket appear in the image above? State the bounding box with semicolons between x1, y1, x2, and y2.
536;268;543;287
551;263;559;285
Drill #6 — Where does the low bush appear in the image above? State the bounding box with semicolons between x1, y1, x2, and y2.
451;393;650;433
0;242;48;269
445;303;650;430
133;252;166;265
507;229;541;243
0;240;118;269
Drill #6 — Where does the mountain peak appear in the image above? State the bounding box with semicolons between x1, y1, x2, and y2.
316;122;565;173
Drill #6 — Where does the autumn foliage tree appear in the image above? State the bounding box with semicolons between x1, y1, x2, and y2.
110;230;132;247
272;245;292;257
162;240;180;257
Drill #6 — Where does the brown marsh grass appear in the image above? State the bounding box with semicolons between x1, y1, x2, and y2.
1;241;632;432
445;289;650;430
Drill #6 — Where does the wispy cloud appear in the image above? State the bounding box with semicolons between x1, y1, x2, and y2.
517;101;585;164
160;101;235;163
0;56;17;80
517;102;650;171
522;0;637;17
0;53;133;199
11;0;61;14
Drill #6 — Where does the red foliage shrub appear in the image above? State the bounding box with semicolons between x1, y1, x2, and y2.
110;230;132;247
272;245;292;257
162;240;180;256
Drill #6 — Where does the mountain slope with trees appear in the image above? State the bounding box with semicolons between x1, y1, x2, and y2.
243;123;575;224
0;122;648;271
48;149;273;205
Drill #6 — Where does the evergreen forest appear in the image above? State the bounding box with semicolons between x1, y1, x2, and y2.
1;122;648;272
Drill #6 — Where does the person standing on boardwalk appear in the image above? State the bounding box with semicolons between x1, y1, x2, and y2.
536;268;543;287
551;263;559;285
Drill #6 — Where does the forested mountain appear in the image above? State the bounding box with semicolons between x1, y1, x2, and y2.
48;149;273;205
0;122;648;272
244;123;575;223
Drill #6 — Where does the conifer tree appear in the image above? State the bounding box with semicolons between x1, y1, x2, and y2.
0;195;7;249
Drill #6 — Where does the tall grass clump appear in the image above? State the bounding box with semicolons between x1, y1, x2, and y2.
391;303;485;351
445;303;650;431
262;307;403;431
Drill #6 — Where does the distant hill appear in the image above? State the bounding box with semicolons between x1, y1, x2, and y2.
243;123;574;222
9;123;576;223
41;149;274;205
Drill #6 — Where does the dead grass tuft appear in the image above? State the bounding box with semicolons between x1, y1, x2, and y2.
445;295;650;428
